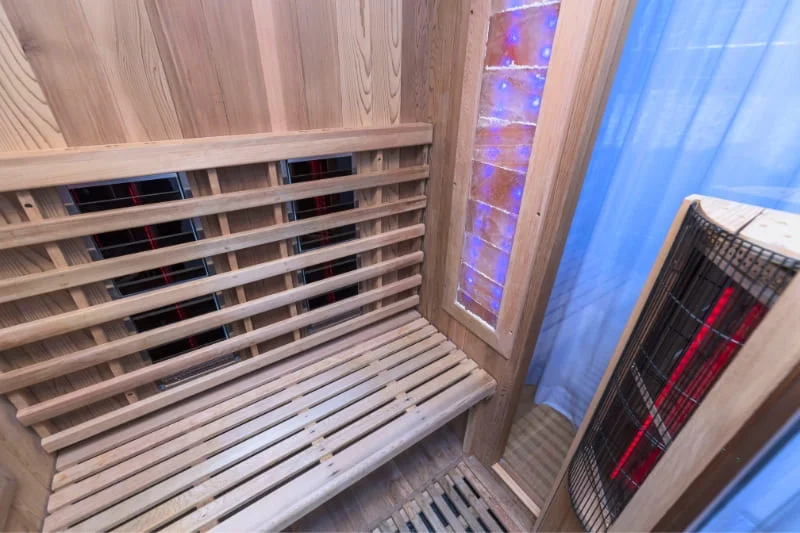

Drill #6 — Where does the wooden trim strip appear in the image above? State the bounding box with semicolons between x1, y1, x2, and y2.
0;252;423;395
0;196;426;304
0;224;424;351
40;296;420;452
0;124;433;192
17;274;423;426
55;311;424;470
47;336;452;519
0;166;427;250
205;368;495;533
52;320;433;489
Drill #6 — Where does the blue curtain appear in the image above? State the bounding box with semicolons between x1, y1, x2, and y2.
527;0;800;426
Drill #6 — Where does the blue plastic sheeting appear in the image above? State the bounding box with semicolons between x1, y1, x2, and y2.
696;417;800;531
527;0;800;426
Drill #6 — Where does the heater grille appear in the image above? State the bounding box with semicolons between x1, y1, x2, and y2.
568;205;799;532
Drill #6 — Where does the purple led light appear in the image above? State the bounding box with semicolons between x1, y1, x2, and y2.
503;56;513;67
530;96;541;108
498;79;509;91
512;186;524;199
540;46;552;60
486;147;500;160
508;29;520;44
547;15;558;29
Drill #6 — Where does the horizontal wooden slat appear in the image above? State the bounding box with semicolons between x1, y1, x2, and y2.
0;224;424;352
40;297;420;452
54;311;424;470
0;124;433;192
18;274;422;426
0;165;428;250
202;369;495;533
0;196;426;304
48;334;450;519
76;355;475;533
0;251;423;395
52;318;432;489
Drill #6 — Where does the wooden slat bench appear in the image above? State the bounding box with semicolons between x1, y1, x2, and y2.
0;125;497;531
44;312;494;532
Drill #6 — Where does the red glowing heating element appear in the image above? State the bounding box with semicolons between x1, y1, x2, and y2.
610;286;764;483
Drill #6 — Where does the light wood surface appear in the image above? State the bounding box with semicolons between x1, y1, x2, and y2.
0;125;431;192
0;166;427;250
0;468;15;530
43;316;495;532
0;396;54;532
500;403;576;511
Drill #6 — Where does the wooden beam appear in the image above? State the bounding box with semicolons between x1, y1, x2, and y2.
0;252;422;394
0;225;424;351
0;165;428;249
0;197;425;304
17;271;423;425
40;296;420;452
0;124;433;192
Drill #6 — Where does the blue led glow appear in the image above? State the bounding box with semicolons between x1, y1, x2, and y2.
541;46;552;60
467;276;474;284
486;147;500;159
508;29;520;44
530;96;541;108
503;56;513;67
512;186;524;199
498;79;509;91
547;16;558;29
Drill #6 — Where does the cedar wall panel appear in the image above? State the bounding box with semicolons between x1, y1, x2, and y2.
0;0;441;431
0;396;53;532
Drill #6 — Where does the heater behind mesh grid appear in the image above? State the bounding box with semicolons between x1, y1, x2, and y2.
65;173;237;388
567;204;799;532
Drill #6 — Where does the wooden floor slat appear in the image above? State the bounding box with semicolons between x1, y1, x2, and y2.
45;315;496;532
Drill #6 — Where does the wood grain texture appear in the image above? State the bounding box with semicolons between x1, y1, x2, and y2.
0;396;53;532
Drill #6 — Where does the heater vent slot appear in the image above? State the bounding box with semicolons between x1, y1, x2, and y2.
284;155;360;332
67;174;235;388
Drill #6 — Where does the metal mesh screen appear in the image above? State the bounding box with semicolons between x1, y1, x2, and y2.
567;205;799;532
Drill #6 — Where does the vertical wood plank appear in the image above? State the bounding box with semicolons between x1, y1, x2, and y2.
266;162;302;342
251;0;310;131
78;0;183;141
2;0;128;145
295;0;343;128
206;169;259;358
0;3;65;151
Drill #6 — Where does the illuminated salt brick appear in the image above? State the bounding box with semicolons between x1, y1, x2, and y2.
459;262;504;313
469;162;527;214
457;289;499;328
473;120;535;173
465;199;518;252
485;3;560;68
479;70;547;124
492;0;560;14
461;233;511;284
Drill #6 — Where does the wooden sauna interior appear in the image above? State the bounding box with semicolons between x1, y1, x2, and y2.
0;1;798;532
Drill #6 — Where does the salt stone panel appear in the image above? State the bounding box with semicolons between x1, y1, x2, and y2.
485;3;560;68
461;233;510;285
473;121;535;173
457;289;499;327
465;199;518;253
469;161;527;214
478;70;547;124
459;262;504;314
